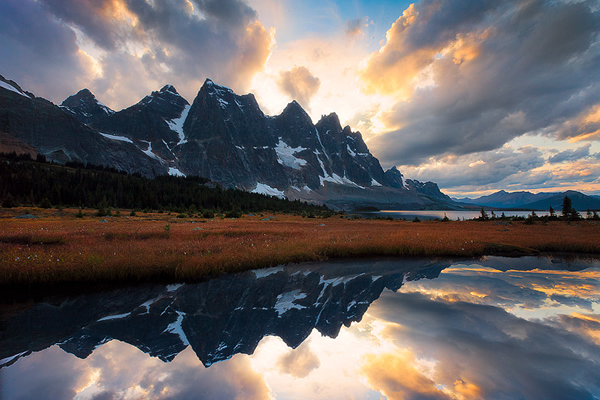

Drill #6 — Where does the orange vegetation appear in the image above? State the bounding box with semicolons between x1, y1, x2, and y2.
1;208;600;289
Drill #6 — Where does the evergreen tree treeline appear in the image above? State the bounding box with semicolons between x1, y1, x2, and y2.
0;153;329;214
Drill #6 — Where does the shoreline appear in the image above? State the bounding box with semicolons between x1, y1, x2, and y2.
2;207;600;301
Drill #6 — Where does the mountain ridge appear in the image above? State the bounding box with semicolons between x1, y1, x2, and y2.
0;75;458;210
457;189;600;210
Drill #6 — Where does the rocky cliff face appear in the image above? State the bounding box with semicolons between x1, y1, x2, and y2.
0;259;452;368
0;76;167;177
91;85;190;164
0;75;458;209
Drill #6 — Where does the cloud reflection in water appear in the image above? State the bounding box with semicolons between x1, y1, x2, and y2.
2;258;600;399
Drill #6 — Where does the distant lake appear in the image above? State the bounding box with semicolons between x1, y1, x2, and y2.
2;257;600;399
357;210;551;220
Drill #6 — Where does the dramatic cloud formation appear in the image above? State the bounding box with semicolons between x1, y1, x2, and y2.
549;144;592;164
364;289;600;400
362;351;452;400
276;338;321;378
277;66;321;111
400;145;546;189
362;0;600;172
0;0;274;109
3;343;272;400
2;0;600;194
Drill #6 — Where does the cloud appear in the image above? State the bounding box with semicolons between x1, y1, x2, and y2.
362;351;452;400
277;66;321;110
0;0;95;101
548;144;591;163
3;342;272;400
361;0;600;167
399;145;545;188
276;339;320;378
0;0;274;109
364;290;600;400
345;18;363;37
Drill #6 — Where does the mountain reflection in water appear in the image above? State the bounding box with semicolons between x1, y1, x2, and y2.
1;257;600;400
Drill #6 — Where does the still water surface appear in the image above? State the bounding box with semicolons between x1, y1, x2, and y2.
1;257;600;399
358;210;551;220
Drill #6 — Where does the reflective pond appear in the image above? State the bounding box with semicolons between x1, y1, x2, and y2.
356;210;551;220
2;257;600;400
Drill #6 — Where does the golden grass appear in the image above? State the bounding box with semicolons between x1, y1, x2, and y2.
1;207;600;289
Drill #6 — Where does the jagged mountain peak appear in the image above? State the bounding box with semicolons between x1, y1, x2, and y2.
201;78;234;96
75;88;94;98
384;167;406;189
159;84;178;95
280;100;314;127
60;88;114;125
139;84;188;107
316;112;342;132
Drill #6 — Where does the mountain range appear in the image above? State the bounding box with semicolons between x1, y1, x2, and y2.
0;259;454;368
0;74;456;210
457;190;600;211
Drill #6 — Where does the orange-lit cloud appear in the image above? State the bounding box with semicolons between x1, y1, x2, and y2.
362;351;452;400
359;4;440;99
276;338;321;378
0;0;276;110
277;66;321;110
558;104;600;142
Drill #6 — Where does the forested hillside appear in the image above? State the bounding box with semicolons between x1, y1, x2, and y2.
0;153;329;215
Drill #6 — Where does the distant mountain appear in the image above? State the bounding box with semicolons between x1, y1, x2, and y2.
457;190;554;208
520;190;600;211
60;88;115;125
457;190;600;210
0;75;460;210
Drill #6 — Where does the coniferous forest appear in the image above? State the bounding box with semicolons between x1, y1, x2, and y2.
0;153;329;215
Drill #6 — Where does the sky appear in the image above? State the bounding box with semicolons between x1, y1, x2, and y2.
1;0;600;197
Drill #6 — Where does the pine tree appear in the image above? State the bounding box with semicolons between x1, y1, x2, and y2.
561;196;572;219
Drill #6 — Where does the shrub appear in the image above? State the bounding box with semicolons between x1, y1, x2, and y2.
39;197;52;209
2;194;17;208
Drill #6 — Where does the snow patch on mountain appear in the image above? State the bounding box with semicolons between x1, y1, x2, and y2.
99;132;133;143
0;81;31;98
252;183;286;199
164;311;190;346
275;139;307;170
217;98;229;109
166;104;191;144
141;141;163;162
253;267;284;279
168;167;186;177
96;100;115;115
347;145;356;157
274;290;307;316
371;179;382;187
98;312;132;322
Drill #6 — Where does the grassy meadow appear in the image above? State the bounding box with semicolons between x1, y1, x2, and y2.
1;207;600;297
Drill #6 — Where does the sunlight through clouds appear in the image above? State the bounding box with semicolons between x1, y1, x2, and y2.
1;0;599;194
